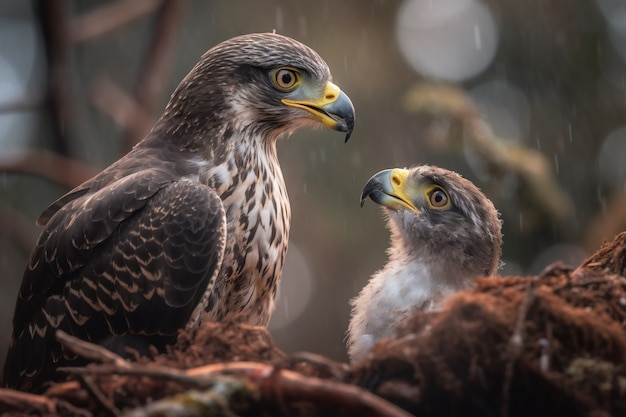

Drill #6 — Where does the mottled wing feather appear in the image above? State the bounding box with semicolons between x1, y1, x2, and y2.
3;173;226;392
36;186;90;227
13;170;175;328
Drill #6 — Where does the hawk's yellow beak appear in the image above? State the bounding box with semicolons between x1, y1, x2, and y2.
360;168;422;213
282;81;355;142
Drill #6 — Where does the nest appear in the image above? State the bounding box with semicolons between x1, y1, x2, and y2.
2;232;626;417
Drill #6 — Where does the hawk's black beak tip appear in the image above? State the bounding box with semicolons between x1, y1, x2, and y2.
360;180;376;207
328;90;354;143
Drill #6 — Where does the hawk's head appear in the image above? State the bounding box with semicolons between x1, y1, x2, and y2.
361;165;503;277
158;32;355;146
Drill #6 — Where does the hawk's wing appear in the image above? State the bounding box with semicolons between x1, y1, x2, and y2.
3;169;226;391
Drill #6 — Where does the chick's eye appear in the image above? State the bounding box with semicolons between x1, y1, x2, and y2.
274;68;299;90
429;188;449;208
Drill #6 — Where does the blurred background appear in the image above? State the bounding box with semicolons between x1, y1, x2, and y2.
1;0;625;363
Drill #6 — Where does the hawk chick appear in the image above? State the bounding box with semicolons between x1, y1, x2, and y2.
2;33;355;392
347;165;502;361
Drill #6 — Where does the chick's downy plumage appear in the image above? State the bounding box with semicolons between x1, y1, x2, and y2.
347;165;502;361
2;32;355;392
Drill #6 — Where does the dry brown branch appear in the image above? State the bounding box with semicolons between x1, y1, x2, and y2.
0;149;100;189
187;362;414;417
0;388;57;414
60;361;414;417
54;330;413;417
67;0;165;44
0;96;45;113
40;0;73;155
135;0;187;116
0;388;90;417
56;331;131;368
120;0;187;149
89;77;156;141
289;351;351;379
58;364;211;391
75;375;118;417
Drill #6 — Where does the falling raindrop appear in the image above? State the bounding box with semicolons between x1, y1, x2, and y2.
553;154;560;175
568;122;573;142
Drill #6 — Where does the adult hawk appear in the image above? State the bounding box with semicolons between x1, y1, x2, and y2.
2;32;355;392
347;166;501;361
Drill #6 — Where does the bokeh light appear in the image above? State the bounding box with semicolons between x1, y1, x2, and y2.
395;0;498;81
0;17;45;149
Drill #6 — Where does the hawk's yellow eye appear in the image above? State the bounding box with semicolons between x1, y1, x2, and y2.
427;187;450;209
274;68;300;90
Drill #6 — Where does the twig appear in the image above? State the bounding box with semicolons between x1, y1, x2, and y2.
38;0;72;155
122;0;187;149
59;359;413;417
0;149;99;188
56;330;132;368
288;351;350;379
188;362;414;417
135;0;187;116
67;0;165;44
0;95;45;113
58;363;217;389
0;388;92;417
501;280;537;417
56;329;411;416
89;77;155;141
0;388;58;414
76;374;119;417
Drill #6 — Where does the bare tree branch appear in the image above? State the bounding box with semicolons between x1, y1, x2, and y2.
89;77;156;142
0;149;100;189
67;0;165;44
55;331;413;417
135;0;187;116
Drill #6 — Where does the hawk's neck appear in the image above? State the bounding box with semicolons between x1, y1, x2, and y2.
199;133;291;326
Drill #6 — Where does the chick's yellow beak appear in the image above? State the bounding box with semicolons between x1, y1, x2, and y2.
360;168;422;213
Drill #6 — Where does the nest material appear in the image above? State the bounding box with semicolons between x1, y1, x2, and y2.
2;232;626;417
